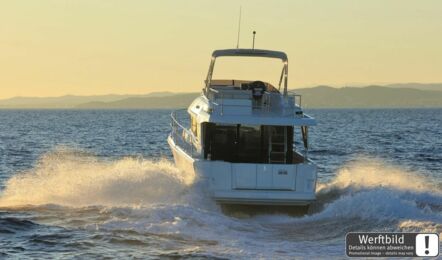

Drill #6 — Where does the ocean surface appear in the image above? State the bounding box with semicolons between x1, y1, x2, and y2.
0;109;441;259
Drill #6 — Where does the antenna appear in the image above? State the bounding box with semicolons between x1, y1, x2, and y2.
236;6;242;48
252;31;256;49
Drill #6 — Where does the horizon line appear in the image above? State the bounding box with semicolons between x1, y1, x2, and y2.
1;82;441;100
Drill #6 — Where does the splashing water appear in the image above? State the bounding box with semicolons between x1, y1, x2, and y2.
1;150;441;224
0;149;441;258
308;159;442;221
0;148;197;208
318;158;433;193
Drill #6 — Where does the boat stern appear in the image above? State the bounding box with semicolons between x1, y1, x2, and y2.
195;160;317;206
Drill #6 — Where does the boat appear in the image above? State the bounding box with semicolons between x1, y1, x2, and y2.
168;48;317;211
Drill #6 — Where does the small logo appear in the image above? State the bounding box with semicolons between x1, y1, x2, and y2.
278;169;288;175
416;234;439;257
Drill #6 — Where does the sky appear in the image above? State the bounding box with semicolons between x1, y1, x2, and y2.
0;0;441;99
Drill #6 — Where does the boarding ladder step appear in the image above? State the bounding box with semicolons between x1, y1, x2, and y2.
268;126;287;164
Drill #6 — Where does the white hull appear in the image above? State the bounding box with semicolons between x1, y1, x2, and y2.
168;136;317;206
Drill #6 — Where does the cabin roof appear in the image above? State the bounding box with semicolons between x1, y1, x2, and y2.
212;49;288;62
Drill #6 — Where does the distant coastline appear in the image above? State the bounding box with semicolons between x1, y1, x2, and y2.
1;84;441;109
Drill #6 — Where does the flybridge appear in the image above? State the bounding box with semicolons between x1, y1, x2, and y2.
205;48;290;96
199;48;314;126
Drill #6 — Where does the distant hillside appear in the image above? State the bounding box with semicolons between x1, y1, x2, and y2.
294;86;442;108
76;93;198;109
75;86;442;109
1;86;441;109
385;83;442;92
0;92;179;109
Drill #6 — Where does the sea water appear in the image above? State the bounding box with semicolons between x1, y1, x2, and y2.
0;109;441;258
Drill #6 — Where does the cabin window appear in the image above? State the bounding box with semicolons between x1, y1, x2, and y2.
207;124;237;161
237;125;262;163
204;123;295;164
204;124;264;163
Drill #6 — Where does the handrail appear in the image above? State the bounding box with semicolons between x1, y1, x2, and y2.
171;109;190;134
170;109;198;158
287;90;302;107
291;94;302;107
206;88;305;116
208;87;251;100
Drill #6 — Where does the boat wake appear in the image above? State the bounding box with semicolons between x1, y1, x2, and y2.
0;148;441;258
0;148;200;208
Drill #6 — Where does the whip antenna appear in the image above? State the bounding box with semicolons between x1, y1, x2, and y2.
236;6;242;48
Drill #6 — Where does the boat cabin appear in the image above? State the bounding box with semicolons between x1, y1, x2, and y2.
171;48;315;165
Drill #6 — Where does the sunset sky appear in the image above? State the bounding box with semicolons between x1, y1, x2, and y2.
1;0;441;99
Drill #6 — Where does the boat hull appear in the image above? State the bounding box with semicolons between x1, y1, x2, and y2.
168;135;317;206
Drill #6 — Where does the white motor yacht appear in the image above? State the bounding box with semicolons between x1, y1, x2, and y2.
168;48;317;209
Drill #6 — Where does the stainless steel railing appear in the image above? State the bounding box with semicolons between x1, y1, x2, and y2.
287;91;302;107
207;88;273;115
170;109;198;158
207;88;303;116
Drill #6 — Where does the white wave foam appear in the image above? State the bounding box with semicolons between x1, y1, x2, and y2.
398;220;442;237
311;189;442;221
317;158;434;193
1;151;440;258
0;148;197;208
306;159;442;222
1;150;440;227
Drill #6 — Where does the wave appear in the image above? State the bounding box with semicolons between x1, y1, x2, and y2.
0;147;198;208
1;149;440;246
1;149;441;258
310;158;441;217
317;158;434;193
0;216;39;234
279;159;442;239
